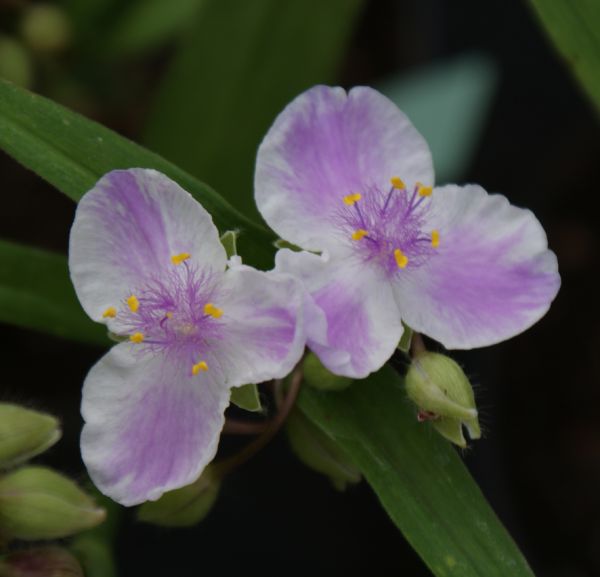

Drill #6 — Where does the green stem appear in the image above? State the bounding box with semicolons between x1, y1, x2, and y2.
215;364;304;478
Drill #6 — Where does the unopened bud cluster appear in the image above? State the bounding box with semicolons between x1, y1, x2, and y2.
405;352;481;447
0;403;105;543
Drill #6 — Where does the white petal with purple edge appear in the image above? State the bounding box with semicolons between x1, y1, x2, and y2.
214;266;306;387
255;85;434;252
69;169;227;323
275;249;404;378
393;184;560;349
81;343;230;506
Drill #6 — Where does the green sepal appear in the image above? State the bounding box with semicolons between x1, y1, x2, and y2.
0;404;61;469
273;239;302;252
0;467;106;541
230;384;262;413
405;352;481;447
220;230;238;259
137;466;220;527
286;408;361;491
397;323;413;354
303;352;353;392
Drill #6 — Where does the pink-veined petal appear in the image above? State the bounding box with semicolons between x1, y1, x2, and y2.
69;168;226;324
393;184;560;348
275;249;404;378
80;343;229;506
214;265;306;386
255;85;434;252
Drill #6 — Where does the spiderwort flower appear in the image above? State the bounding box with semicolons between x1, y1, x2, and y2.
69;169;305;505
255;85;560;378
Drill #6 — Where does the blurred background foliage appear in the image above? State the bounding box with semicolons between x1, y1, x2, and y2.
0;0;599;576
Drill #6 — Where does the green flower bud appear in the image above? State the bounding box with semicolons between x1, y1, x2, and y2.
286;408;361;491
20;4;71;54
405;352;481;447
303;352;353;392
0;36;33;88
0;547;83;577
137;466;220;527
0;404;61;469
0;467;105;540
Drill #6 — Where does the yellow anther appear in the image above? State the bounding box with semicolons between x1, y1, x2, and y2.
127;294;139;313
165;311;173;319
102;306;117;318
394;248;409;269
171;252;191;265
351;229;368;241
203;303;223;319
130;332;145;343
192;361;208;375
343;193;362;206
390;176;405;189
417;182;433;197
431;230;440;248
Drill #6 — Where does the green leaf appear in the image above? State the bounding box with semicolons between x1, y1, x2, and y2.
377;53;498;182
144;0;364;221
107;0;207;57
230;384;262;413
529;0;600;112
298;365;534;577
286;408;361;491
0;239;106;345
0;78;274;269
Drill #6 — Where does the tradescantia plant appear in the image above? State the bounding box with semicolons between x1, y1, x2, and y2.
65;86;560;511
0;75;558;576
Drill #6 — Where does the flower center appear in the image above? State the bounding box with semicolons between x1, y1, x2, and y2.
102;254;224;375
338;177;439;275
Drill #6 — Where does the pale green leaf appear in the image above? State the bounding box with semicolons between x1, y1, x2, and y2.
378;53;498;182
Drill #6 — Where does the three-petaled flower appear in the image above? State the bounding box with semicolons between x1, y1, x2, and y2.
255;85;560;378
69;169;305;505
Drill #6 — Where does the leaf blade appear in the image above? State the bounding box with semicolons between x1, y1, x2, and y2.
298;365;534;577
144;0;364;221
529;0;600;112
0;78;274;268
0;239;106;345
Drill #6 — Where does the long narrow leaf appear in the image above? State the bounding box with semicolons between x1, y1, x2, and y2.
529;0;600;112
0;239;105;345
298;367;535;577
0;79;274;268
144;0;364;221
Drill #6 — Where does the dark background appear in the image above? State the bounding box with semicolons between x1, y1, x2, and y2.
1;0;599;575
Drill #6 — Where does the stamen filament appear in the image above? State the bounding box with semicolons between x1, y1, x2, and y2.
394;248;409;269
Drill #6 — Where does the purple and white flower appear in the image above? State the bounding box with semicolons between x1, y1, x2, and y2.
255;85;560;378
69;168;305;506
